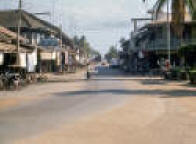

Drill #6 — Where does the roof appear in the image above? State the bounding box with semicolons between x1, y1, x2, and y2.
0;10;73;48
0;26;26;42
144;20;196;28
0;42;33;53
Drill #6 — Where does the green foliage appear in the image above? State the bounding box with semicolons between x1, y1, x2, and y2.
179;44;196;68
105;46;118;61
120;37;130;52
179;44;196;57
73;35;100;57
189;70;196;84
149;0;194;19
192;0;196;19
144;0;194;38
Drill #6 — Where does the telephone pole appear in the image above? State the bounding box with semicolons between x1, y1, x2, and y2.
17;0;22;52
60;24;63;72
167;0;171;64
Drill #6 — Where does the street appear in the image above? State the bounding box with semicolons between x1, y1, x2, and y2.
0;0;195;143
0;66;196;144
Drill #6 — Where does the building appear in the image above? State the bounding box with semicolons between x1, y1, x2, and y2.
0;10;73;47
0;10;76;73
0;26;36;74
126;2;196;74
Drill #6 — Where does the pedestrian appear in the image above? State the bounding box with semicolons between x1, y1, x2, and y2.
86;63;91;79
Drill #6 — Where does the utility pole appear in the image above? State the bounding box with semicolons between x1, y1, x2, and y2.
17;0;22;53
60;24;63;72
33;12;51;73
60;24;63;50
167;0;171;64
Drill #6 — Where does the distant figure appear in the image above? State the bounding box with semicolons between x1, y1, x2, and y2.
87;64;91;79
87;64;91;72
165;59;171;71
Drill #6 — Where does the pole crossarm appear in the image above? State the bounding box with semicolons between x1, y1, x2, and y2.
131;18;152;21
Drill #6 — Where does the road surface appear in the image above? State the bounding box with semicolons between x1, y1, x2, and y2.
0;66;131;144
0;66;196;144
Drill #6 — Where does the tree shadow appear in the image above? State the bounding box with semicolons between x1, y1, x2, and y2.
181;83;196;88
54;89;196;98
160;90;196;98
140;79;168;85
140;79;196;90
54;89;161;97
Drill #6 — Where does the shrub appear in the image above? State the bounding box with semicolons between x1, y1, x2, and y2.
179;44;196;56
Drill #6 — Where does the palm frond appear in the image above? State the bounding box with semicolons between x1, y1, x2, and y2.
154;0;167;19
184;0;194;14
184;0;195;19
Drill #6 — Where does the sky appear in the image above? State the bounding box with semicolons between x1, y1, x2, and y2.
0;0;156;55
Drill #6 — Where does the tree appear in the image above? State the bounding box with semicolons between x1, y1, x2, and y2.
143;0;195;37
120;37;130;52
73;35;80;46
73;35;101;58
105;46;118;62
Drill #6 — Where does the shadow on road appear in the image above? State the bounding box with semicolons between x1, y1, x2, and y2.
54;89;196;98
140;79;169;85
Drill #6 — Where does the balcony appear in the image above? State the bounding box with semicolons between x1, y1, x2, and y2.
146;39;196;51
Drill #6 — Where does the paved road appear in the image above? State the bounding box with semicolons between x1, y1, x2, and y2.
1;66;196;144
0;66;132;144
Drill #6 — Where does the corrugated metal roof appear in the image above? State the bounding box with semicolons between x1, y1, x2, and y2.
0;10;73;48
0;26;25;41
0;42;32;53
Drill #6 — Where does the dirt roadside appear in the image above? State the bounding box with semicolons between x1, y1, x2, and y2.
0;70;86;111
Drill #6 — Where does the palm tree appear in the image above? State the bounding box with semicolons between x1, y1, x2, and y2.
143;0;195;37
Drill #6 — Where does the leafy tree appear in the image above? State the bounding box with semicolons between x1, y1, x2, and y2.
105;46;118;62
73;35;100;58
73;35;80;46
120;37;130;52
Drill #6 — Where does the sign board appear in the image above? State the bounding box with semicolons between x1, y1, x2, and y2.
19;53;27;68
138;51;144;59
40;52;56;60
27;51;37;72
0;53;3;65
64;51;69;65
56;52;61;66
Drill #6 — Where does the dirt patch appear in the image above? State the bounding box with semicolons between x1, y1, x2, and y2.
0;71;86;111
0;98;20;110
